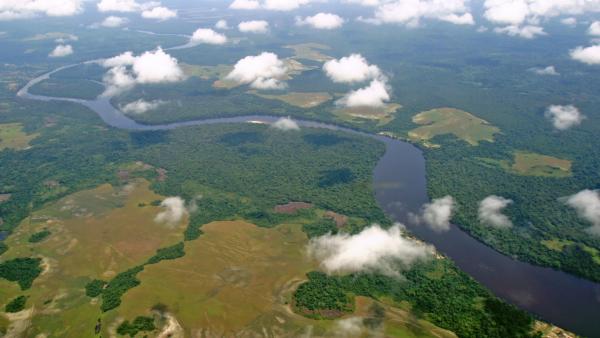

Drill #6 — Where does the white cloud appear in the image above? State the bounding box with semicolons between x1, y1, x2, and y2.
141;6;176;20
337;79;391;108
191;28;227;45
530;65;559;75
570;45;600;65
49;44;73;57
229;0;260;10
565;189;600;236
561;17;577;26
343;0;381;6
215;19;229;29
101;15;128;27
238;20;269;33
296;12;345;29
323;54;381;84
545;105;585;130
0;0;82;20
365;0;474;26
410;196;455;232
229;0;315;11
308;224;433;277
494;24;546;38
589;21;600;36
478;195;513;228
155;197;188;226
97;0;156;13
483;0;600;38
272;117;300;130
121;99;165;114
333;318;363;337
101;48;184;96
226;52;287;89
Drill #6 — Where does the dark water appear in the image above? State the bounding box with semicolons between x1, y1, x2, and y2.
18;68;600;337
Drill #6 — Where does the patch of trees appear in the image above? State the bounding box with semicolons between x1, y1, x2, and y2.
4;295;27;313
116;316;155;337
302;218;338;238
293;271;354;319
100;266;143;312
0;257;42;290
146;242;185;264
85;279;107;298
294;260;538;338
28;229;50;243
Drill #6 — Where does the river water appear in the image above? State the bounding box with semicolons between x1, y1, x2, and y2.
16;61;600;337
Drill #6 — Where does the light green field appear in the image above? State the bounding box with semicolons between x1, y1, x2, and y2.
541;239;600;265
0;180;185;337
284;43;333;62
248;91;332;108
334;103;402;125
180;63;232;80
409;108;500;147
0;123;38;151
506;152;572;177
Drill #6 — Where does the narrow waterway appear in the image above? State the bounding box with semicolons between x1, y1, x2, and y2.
16;63;600;337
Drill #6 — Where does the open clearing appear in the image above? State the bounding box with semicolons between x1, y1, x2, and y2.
249;91;332;108
505;152;572;177
181;63;232;81
334;103;402;125
284;43;332;62
0;123;38;151
0;179;185;337
409;108;500;147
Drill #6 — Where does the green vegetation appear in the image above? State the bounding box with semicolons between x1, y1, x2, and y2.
293;271;355;319
27;229;50;243
0;257;42;290
116;316;155;337
409;108;500;147
4;295;27;313
100;266;144;312
294;259;538;338
248;91;332;108
302;218;338;238
85;279;107;298
146;242;185;265
0;122;38;151
28;78;104;100
481;151;573;177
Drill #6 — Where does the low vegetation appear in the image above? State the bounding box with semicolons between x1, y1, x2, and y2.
0;123;38;151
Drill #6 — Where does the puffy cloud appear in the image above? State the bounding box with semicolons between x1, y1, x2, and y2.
215;19;229;29
272;117;300;130
530;65;559;75
101;15;128;27
191;28;227;45
545;105;585;130
333;317;363;336
97;0;155;12
589;21;600;36
560;17;577;26
120;99;165;114
238;20;269;33
155;197;188;226
343;0;381;6
493;24;545;38
478;195;513;228
570;44;600;65
296;12;345;29
337;79;390;107
0;0;82;20
141;6;176;20
229;0;315;11
366;0;474;26
323;54;381;84
410;196;455;232
308;224;433;277
49;44;73;57
565;190;600;236
484;0;600;38
226;52;287;89
101;48;184;96
229;0;260;10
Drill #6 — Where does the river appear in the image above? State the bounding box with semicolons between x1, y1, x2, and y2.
16;57;600;337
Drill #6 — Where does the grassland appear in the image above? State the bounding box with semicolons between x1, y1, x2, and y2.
0;179;185;337
0;123;38;151
505;152;572;177
334;103;402;125
248;91;332;108
408;108;500;147
284;43;333;62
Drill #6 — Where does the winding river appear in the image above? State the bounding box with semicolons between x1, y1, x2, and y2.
15;54;600;337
